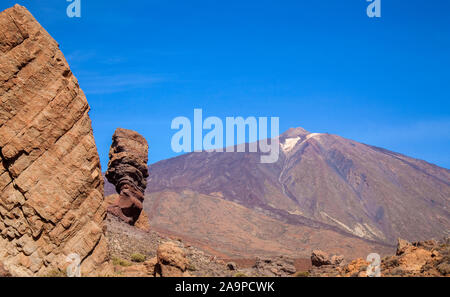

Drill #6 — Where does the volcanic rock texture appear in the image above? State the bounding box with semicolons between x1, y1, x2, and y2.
0;5;107;276
105;128;149;225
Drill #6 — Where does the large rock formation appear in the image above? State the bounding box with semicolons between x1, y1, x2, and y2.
105;128;149;225
0;5;107;276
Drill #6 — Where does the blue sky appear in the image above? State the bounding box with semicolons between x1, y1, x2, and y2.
1;0;449;169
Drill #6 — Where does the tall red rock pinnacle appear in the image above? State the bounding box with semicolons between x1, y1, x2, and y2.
0;5;108;276
105;128;149;225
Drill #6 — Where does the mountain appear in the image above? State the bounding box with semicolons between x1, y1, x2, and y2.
105;127;450;258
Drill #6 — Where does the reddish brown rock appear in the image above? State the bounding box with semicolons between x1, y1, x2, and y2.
311;250;332;267
396;238;411;255
340;258;370;277
135;210;150;232
0;5;107;276
253;256;296;276
105;128;149;225
144;256;158;275
330;255;345;265
0;262;11;277
156;242;189;277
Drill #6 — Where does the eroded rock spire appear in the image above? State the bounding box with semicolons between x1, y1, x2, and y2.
105;128;149;225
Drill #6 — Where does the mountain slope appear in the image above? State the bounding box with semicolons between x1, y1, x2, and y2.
105;127;450;257
144;190;393;258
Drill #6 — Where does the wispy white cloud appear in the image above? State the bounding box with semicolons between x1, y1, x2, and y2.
78;73;166;94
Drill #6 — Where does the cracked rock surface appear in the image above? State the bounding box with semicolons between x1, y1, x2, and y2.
0;5;107;276
105;128;149;225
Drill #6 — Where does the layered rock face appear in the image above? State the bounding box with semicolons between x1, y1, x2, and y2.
0;5;107;276
105;128;149;225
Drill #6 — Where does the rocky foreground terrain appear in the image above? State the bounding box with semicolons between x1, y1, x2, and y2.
309;237;450;277
104;214;449;277
105;213;318;277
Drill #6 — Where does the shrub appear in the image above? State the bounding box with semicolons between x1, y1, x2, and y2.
294;271;309;277
186;262;197;271
233;272;248;277
43;269;66;277
131;253;146;263
112;256;132;267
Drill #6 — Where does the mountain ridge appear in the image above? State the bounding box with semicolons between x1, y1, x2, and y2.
104;126;449;257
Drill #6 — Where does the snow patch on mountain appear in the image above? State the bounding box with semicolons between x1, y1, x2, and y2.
280;137;301;152
281;133;325;153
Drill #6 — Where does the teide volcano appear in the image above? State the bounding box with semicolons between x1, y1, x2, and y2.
105;127;450;258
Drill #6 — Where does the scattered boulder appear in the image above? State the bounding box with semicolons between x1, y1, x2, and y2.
156;242;189;277
396;238;411;255
311;250;344;267
340;258;370;277
311;250;332;267
437;262;450;275
331;255;345;265
0;5;107;276
253;256;296;276
105;128;149;225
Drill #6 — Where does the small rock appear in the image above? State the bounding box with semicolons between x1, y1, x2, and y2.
396;238;411;255
331;255;344;265
311;250;331;267
437;262;450;276
254;256;296;276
